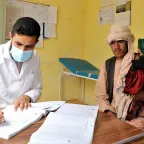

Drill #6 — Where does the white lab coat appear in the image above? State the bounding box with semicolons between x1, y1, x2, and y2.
0;41;42;108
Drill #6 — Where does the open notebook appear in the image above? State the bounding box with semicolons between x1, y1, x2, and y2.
0;101;65;139
29;103;99;144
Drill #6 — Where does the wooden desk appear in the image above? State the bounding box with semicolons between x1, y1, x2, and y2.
0;99;144;144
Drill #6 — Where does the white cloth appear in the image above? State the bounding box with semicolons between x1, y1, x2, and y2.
0;41;42;108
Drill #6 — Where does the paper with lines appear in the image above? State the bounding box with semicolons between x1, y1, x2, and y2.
29;103;99;144
0;101;65;139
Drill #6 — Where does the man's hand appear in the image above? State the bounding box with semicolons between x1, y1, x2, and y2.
138;49;143;56
13;95;31;111
126;117;144;129
105;110;116;117
0;111;4;124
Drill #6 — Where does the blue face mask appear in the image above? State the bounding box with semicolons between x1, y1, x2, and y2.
10;45;33;62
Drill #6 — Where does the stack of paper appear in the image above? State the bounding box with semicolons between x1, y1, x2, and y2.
0;101;65;139
29;103;99;144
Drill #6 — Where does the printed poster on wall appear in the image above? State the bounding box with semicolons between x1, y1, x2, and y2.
115;0;131;26
6;0;58;48
99;6;115;24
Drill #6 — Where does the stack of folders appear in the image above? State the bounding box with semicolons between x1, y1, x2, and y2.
0;101;65;139
29;103;99;144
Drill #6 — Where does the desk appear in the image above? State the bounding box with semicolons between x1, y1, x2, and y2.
0;99;144;144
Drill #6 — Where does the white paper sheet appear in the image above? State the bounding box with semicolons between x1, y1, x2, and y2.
30;113;88;142
23;3;38;21
47;6;57;24
0;105;45;139
56;103;97;117
35;4;48;23
6;0;57;40
99;6;115;24
23;3;48;23
2;105;43;124
0;101;65;139
29;104;99;144
44;23;56;38
31;101;66;111
117;0;127;6
115;10;130;26
6;0;24;19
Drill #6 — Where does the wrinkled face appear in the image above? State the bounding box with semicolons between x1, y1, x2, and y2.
9;32;38;51
110;40;128;59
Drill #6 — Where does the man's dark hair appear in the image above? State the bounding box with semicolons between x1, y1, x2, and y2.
12;17;40;40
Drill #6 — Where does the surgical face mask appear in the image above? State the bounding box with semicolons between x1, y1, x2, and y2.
10;45;33;62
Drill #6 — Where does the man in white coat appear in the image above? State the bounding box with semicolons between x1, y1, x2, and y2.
0;17;42;111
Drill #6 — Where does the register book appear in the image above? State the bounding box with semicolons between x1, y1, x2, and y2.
0;101;65;139
29;103;99;144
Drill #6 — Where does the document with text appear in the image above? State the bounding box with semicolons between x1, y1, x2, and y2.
29;103;99;144
0;101;65;139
